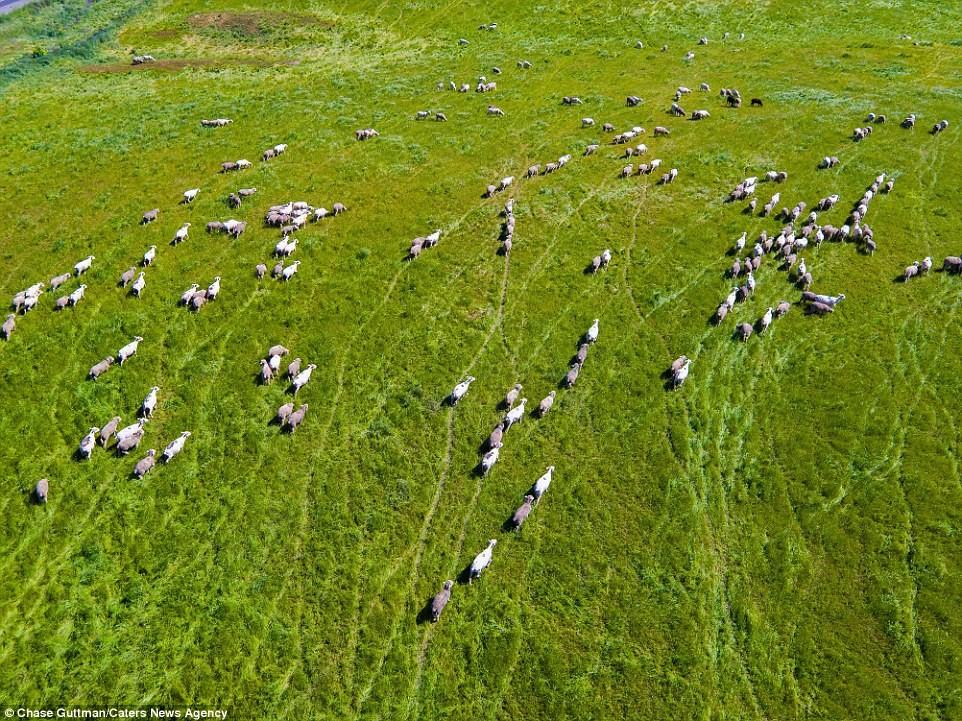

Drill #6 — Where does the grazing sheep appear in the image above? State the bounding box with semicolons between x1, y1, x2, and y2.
807;301;834;315
50;272;71;290
1;313;14;340
281;261;301;281
531;465;554;502
653;126;670;136
34;478;49;503
89;356;113;380
141;386;160;418
116;429;145;455
627;95;642;107
255;263;268;279
99;416;121;446
141;208;159;224
504;398;527;428
543;162;559;174
142;246;155;268
798;272;813;290
285;404;309;432
117;336;143;365
576;342;589;365
480;447;500;476
221;161;239;173
162;431;191;463
903;261;920;281
714;303;729;323
751;98;763;106
759;307;774;334
565;362;581;388
943;256;962;274
901;114;916;129
430;580;454;622
259;359;274;385
487;105;505;116
229;221;247;238
131;272;146;298
487;422;504;451
173;223;191;244
182;188;200;203
116;267;136;288
74;255;95;276
207;221;225;233
537;391;556;417
510;495;535;530
276;402;294;425
775;301;791;318
921;256;933;274
189;291;208;312
691;109;710;120
526;164;541;178
79;427;99;460
562;96;583;105
672;358;691;388
582;117;595;127
621;164;633;178
498;176;514;191
590;255;602;272
133;449;157;479
586;318;599;344
435;112;447;122
736;323;753;341
292;363;317;394
179;284;199;305
504;383;523;408
116;419;146;444
468;539;497;582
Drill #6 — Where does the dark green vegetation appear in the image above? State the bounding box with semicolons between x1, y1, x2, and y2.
1;1;961;718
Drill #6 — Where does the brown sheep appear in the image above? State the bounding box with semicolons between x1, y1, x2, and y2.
89;356;114;380
285;403;309;432
510;495;536;529
255;264;267;279
429;580;454;622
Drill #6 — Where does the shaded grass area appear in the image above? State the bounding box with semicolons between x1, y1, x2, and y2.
0;0;961;720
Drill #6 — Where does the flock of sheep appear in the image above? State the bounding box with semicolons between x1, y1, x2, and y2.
6;22;955;634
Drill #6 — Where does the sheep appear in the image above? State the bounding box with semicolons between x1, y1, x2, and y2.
487;423;504;450
526;164;541;178
435;112;447;121
180;284;199;305
468;539;497;582
537;391;556;417
751;98;763;106
487;105;505;116
653;126;670;136
562;96;583;105
274;143;288;155
116;429;145;455
260;359;274;384
79;427;99;460
255;264;267;279
504;383;523;408
1;314;14;340
173;223;191;244
116;419;146;444
131;272;146;298
99;416;121;446
498;176;514;191
292;363;317;394
943;256;962;274
621;165;633;179
89;356;113;380
141;386;160;418
901;114;916;129
774;301;791;318
759;307;774;334
133;449;157;479
531;465;554;502
627;95;642;107
543;162;559;174
228;193;242;209
221;161;239;173
74;255;95;275
229;221;247;238
811;293;845;307
807;301;834;315
797;272;813;290
117;336;143;365
355;128;380;140
669;354;689;378
141;208;159;224
116;267;136;289
480;447;499;476
459;83;470;92
714;303;729;323
276;402;294;425
736;322;753;341
921;256;933;274
582;117;595;127
182;188;200;203
903;261;920;281
504;398;527;428
281;261;301;281
691;109;710;120
162;431;191;463
429;580;454;622
565;362;581;388
262;148;277;161
576;343;590;365
275;237;290;257
272;262;284;279
238;188;257;197
34;478;49;503
49;272;71;291
207;221;225;234
189;291;208;312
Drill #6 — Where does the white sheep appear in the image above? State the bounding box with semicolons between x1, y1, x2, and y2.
292;363;317;394
531;465;554;502
281;261;301;281
162;431;191;463
117;335;143;365
468;539;497;582
449;376;475;405
74;255;95;275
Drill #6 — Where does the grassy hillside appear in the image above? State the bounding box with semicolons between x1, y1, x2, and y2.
1;1;961;719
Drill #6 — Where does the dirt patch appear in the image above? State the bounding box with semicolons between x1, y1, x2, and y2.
187;11;330;37
77;57;283;73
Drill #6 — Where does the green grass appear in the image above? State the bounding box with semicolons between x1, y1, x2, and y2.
1;1;961;719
